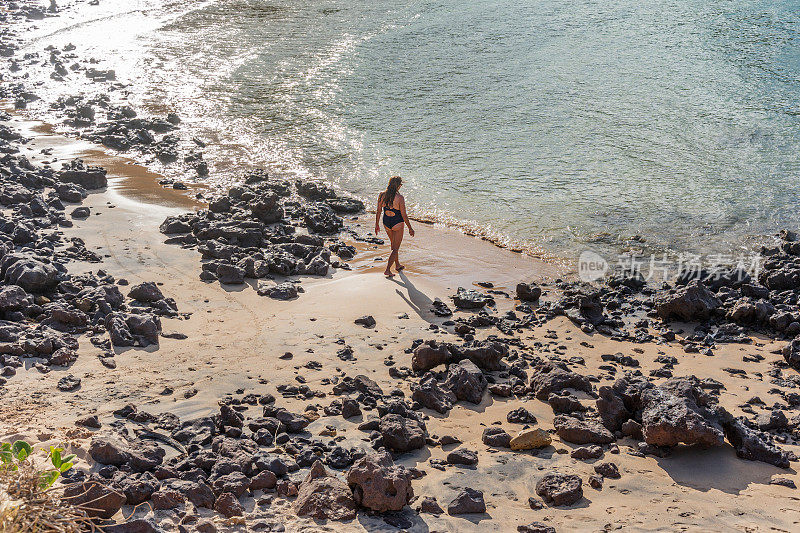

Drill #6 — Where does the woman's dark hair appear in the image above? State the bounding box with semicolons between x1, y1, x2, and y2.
382;175;403;207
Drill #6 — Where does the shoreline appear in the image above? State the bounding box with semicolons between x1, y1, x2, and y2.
1;3;800;533
4;106;565;287
5;98;571;269
4;0;766;267
3;1;778;266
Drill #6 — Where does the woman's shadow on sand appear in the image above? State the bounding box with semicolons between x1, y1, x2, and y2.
390;271;440;323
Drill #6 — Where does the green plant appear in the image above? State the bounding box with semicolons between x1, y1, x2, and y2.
0;443;88;533
0;440;75;490
0;441;32;467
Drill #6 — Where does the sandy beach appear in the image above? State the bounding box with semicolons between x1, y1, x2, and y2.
1;111;799;532
2;3;800;533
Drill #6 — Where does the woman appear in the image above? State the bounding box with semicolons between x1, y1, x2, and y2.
375;175;414;277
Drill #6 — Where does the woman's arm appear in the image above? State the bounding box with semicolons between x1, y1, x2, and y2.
374;193;383;234
399;195;415;236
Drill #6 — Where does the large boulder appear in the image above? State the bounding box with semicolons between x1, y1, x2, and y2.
553;415;614;445
249;192;283;223
58;158;108;189
210;472;250;498
105;312;162;347
350;375;384;398
115;473;160;505
219;404;243;429
159;216;192;234
411;373;456;414
481;426;511;448
516;282;542;302
654;281;720;322
601;373;652;416
411;341;450;372
55;182;87;203
0;285;32;312
346;452;413;512
726;298;774;325
272;408;309;433
304;204;342;234
447;488;486;515
214;492;243;517
530;363;593;401
127;282;164;303
596;385;632;432
640;377;724;448
720;413;791;468
216;264;245;285
595;375;735;450
760;264;800;291
452;287;493;309
105;313;135;347
167;480;214;508
507;407;537;424
151;488;184;510
535;472;583;507
172;417;217;447
89;433;165;472
510;428;552;450
296;180;336;201
257;281;299;300
782;337;800;371
250;469;278;491
3;257;59;293
294;461;357;520
562;289;605;326
63;475;125;519
379;414;425;452
460;340;508;371
445;359;487;404
482;427;512;448
46;304;89;329
326;197;364;214
607;271;646;291
89;434;132;466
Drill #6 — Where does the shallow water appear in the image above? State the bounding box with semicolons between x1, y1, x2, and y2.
17;0;800;263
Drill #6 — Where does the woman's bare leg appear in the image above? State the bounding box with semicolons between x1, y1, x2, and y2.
384;226;398;276
393;225;405;270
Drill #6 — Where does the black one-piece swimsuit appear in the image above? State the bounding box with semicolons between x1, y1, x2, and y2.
383;206;403;228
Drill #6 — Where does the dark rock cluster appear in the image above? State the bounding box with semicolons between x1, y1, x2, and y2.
473;237;800;354
403;333;797;467
3;7;369;302
597;374;792;467
77;386;421;527
387;264;800;510
0;10;205;182
158;168;364;297
0;121;180;388
432;231;800;384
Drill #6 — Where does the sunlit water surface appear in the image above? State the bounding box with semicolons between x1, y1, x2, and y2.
17;0;800;263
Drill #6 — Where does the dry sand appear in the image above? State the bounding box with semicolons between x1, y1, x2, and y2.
1;113;799;532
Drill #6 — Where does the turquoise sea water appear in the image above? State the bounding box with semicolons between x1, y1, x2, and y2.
24;0;800;260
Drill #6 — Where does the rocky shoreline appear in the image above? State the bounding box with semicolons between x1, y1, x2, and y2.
2;2;800;532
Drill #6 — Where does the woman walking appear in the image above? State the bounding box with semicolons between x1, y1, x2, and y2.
375;176;414;277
